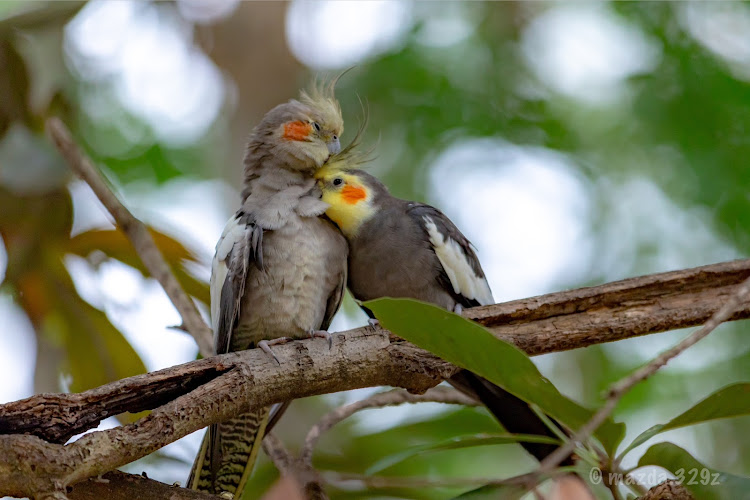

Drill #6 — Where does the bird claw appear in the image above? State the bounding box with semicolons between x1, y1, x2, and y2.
367;318;380;330
309;329;333;350
258;338;291;365
453;304;464;315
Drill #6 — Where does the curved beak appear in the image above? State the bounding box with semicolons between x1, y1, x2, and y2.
327;136;341;154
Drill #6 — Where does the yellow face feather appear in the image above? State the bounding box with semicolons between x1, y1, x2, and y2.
315;164;376;238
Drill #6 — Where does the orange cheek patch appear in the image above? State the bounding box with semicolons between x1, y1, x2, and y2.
341;185;367;204
283;121;312;141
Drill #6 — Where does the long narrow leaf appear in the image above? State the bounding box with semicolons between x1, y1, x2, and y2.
365;298;626;454
618;383;750;460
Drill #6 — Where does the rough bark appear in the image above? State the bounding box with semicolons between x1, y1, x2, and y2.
67;471;220;500
0;329;451;499
467;257;750;355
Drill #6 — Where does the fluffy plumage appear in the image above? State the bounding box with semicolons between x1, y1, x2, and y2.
189;83;349;498
242;80;343;192
316;162;571;464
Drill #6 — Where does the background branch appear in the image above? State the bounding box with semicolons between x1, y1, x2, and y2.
262;433;295;475
45;117;214;357
300;387;478;465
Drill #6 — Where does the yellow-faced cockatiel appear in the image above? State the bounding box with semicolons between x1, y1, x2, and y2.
315;158;571;466
188;83;348;498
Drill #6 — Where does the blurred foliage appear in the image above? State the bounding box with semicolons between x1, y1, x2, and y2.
1;1;750;499
0;1;208;399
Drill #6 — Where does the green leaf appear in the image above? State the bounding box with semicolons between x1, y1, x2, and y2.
367;433;562;475
365;298;626;455
637;442;750;500
619;383;750;460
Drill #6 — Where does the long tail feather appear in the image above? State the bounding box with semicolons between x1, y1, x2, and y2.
448;370;574;465
188;407;271;498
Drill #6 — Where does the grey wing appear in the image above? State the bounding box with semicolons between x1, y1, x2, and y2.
406;203;494;308
321;264;347;331
211;210;264;355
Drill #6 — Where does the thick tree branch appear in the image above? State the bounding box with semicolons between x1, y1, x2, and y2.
46;117;214;357
0;357;232;443
67;471;220;500
465;258;750;355
1;258;750;498
0;329;451;499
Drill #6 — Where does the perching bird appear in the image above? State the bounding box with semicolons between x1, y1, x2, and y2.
315;160;570;465
188;82;349;498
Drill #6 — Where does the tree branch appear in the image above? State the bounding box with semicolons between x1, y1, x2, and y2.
45;117;214;357
2;257;750;497
300;387;478;464
535;271;750;478
67;471;220;500
262;432;295;475
4;258;748;446
465;257;750;355
0;329;451;499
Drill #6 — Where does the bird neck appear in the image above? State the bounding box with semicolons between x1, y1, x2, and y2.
243;139;318;188
326;200;376;239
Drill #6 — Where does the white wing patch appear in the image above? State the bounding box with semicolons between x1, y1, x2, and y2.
210;214;247;335
423;216;494;306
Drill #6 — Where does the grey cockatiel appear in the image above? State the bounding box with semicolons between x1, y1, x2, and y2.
188;84;348;498
315;160;571;465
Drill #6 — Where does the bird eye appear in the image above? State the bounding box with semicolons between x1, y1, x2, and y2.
332;134;338;140
313;122;321;132
333;178;343;187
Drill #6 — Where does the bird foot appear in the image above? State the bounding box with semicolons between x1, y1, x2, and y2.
367;318;380;330
258;337;292;365
453;304;464;315
309;329;333;350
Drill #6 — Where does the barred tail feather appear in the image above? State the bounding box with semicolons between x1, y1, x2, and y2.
187;407;271;498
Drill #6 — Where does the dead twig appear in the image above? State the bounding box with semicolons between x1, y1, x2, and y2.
300;387;477;465
262;432;294;474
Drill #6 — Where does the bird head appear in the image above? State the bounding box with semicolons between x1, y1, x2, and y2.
315;159;383;238
245;79;344;173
